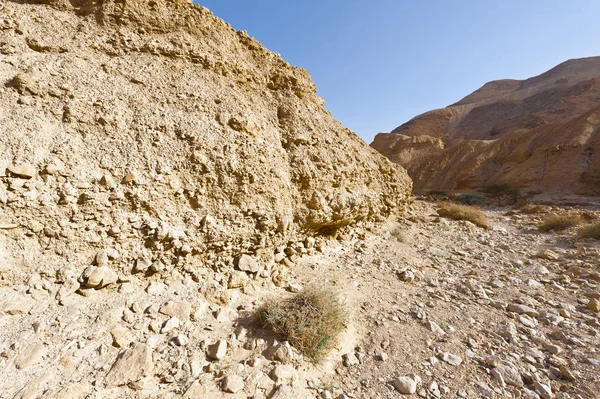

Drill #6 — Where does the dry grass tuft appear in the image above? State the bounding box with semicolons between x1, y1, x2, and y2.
538;214;584;232
437;202;489;229
256;287;348;362
519;204;550;214
576;222;600;239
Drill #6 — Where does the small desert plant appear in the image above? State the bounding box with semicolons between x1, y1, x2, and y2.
454;193;485;206
426;190;448;200
480;183;520;206
519;203;549;214
437;202;489;229
538;214;584;232
256;287;348;362
576;222;600;239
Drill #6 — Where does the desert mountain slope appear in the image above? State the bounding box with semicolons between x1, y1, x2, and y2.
371;57;600;194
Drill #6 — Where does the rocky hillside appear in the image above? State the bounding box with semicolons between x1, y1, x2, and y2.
0;0;411;397
371;57;600;194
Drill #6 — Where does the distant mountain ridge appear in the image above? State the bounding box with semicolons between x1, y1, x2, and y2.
372;57;600;195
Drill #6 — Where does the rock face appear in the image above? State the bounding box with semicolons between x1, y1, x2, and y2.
0;0;410;277
371;57;600;194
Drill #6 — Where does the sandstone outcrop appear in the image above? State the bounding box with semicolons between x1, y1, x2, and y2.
0;0;411;278
372;57;600;195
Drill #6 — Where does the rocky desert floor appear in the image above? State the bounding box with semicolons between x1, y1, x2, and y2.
1;200;600;399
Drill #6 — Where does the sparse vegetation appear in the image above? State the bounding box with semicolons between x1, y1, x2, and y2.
437;202;489;229
454;193;485;206
576;222;600;239
426;190;449;200
256;287;348;362
480;183;520;206
538;214;584;232
519;203;550;214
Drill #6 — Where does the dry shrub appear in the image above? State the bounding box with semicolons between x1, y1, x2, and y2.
519;204;550;214
437;202;489;229
256;287;348;362
538;214;584;232
576;222;600;239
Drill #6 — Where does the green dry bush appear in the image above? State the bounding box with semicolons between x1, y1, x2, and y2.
576;222;600;239
454;193;485;206
256;287;348;362
437;202;489;229
538;214;584;232
519;203;550;214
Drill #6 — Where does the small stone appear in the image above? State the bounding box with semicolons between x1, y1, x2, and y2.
222;374;244;393
559;365;576;381
84;266;118;288
270;364;297;384
475;382;494;399
426;320;445;336
148;260;165;274
133;258;151;274
7;164;36;179
392;376;417;394
507;303;539;317
207;339;227;360
342;352;360;367
536;249;560;261
271;343;295;364
173;333;189;346
111;327;134;348
159;300;191;321
236;254;259;273
440;352;462;366
161;317;180;333
496;365;523;387
533;381;553;399
104;344;154;388
588;299;600;313
146;282;166;294
543;343;562;355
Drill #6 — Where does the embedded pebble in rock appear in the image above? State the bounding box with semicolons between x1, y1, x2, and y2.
236;254;260;273
7;164;36;179
392;376;418;394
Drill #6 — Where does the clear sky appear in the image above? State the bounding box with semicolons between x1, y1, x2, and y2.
198;1;600;143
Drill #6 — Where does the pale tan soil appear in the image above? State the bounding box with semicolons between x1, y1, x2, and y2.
2;200;600;398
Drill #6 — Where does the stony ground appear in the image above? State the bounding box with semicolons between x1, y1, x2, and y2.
1;199;599;398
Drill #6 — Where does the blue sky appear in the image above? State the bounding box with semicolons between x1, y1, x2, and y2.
198;1;600;143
